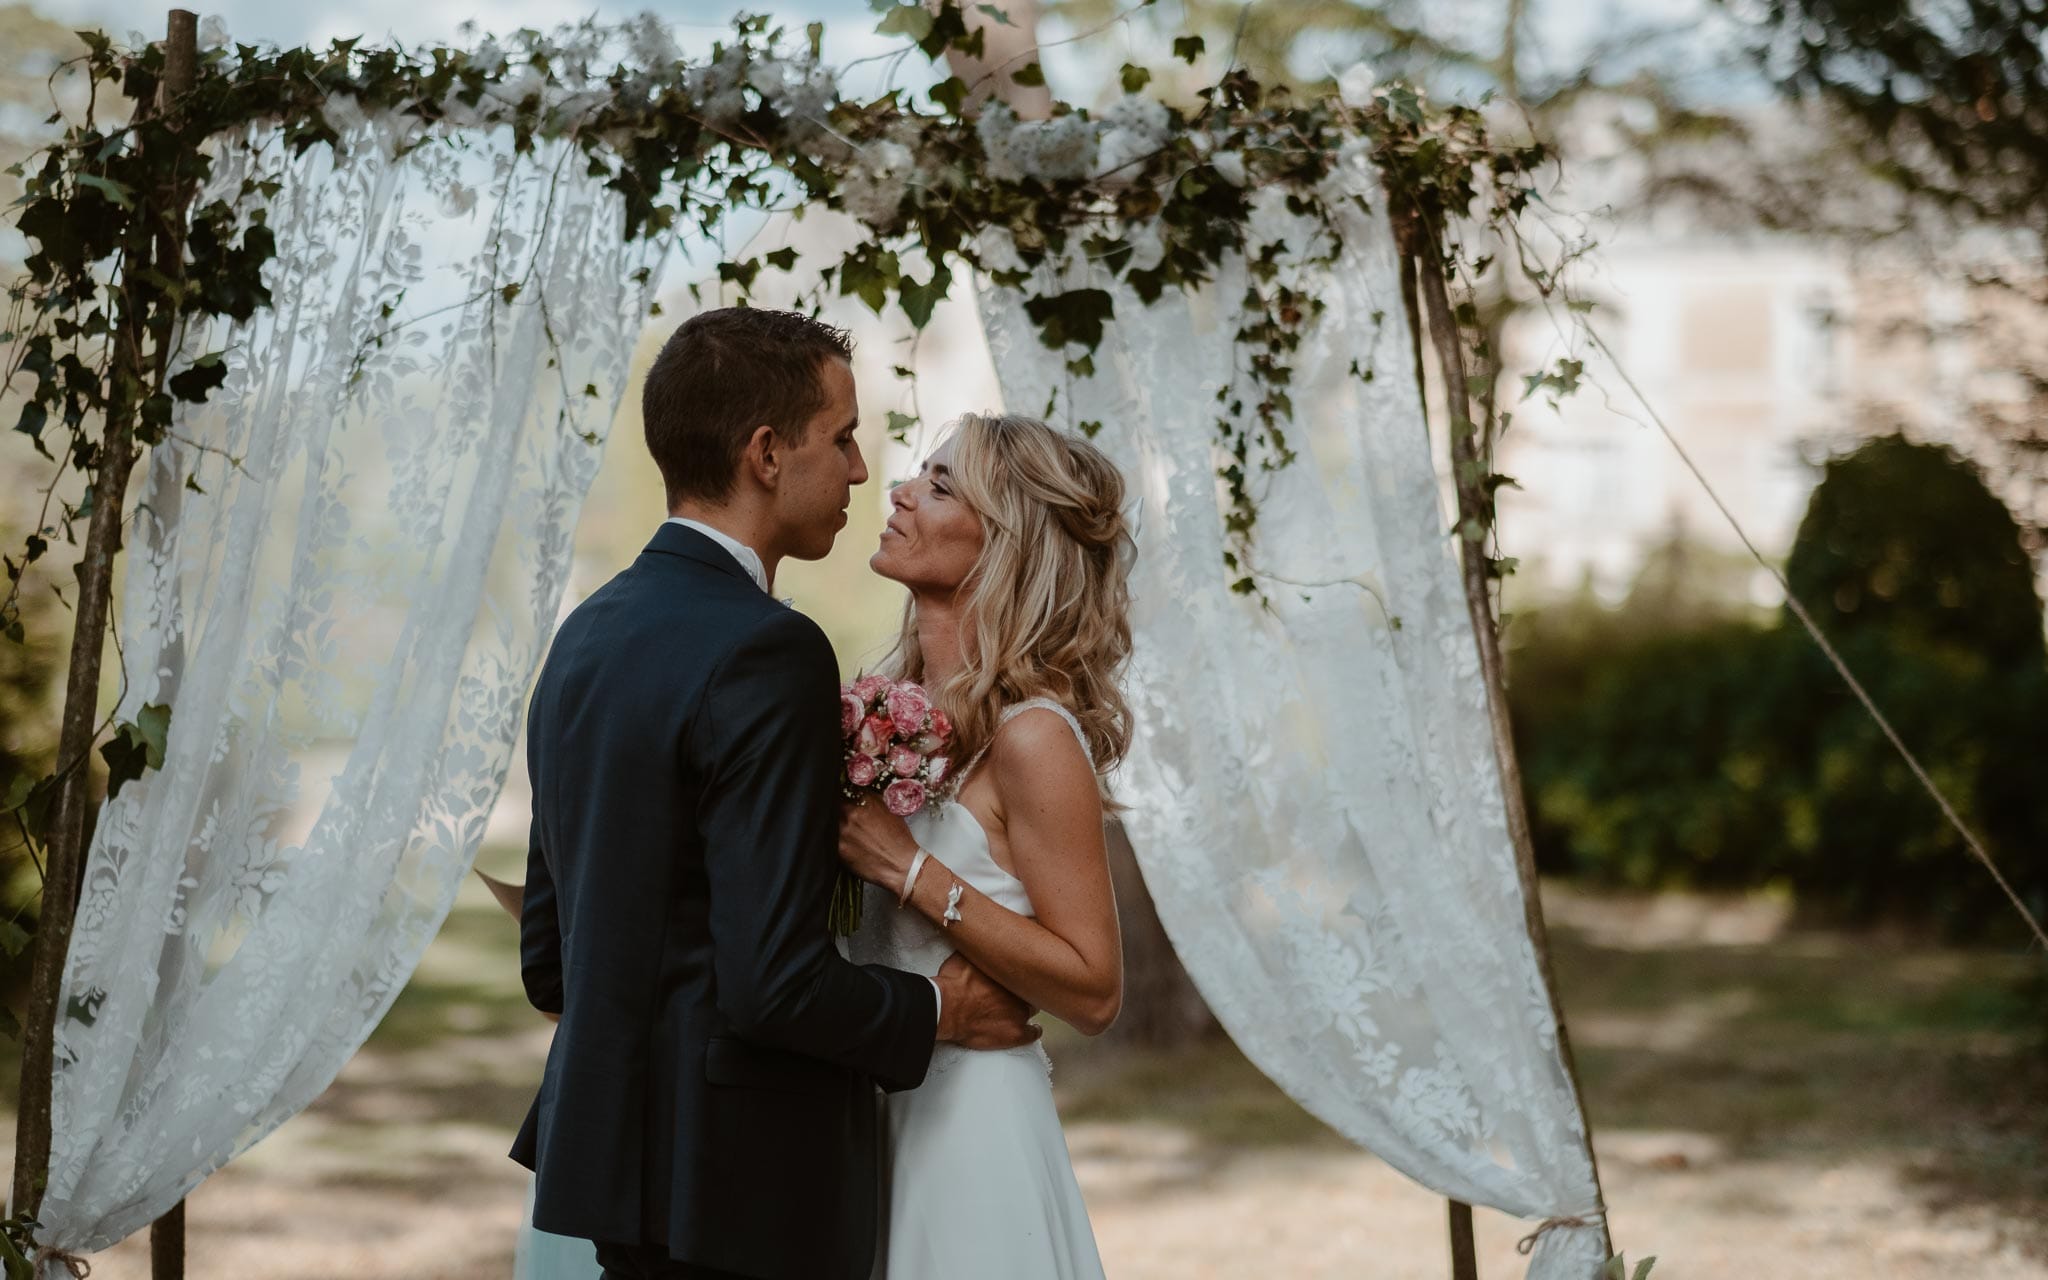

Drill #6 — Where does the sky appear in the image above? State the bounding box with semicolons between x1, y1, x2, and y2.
27;0;1744;107
33;1;918;72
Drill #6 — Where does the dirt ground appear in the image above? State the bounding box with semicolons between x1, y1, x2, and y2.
43;882;2048;1279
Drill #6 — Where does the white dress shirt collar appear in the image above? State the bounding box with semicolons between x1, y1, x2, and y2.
664;517;769;594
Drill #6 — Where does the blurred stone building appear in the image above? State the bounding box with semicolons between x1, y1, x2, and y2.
1494;164;2047;610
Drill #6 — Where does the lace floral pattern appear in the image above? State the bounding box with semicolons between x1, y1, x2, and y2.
43;110;659;1255
976;158;1606;1278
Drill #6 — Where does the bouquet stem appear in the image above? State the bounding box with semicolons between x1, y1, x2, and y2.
829;870;865;937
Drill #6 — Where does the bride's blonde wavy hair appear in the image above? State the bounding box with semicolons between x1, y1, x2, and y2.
883;414;1136;797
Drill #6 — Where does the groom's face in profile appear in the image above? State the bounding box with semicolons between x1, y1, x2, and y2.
775;355;867;562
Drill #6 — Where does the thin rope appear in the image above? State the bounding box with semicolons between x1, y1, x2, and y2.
1515;1214;1599;1255
1581;322;2048;952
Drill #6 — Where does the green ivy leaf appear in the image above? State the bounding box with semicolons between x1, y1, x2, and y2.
168;352;228;403
1383;83;1424;124
1172;35;1205;63
1022;287;1114;349
0;920;27;958
1010;61;1045;87
74;174;135;209
12;402;46;442
764;246;799;272
66;988;105;1027
976;3;1016;25
838;247;902;314
718;257;762;292
101;702;172;801
931;75;969;115
1120;64;1151;94
876;4;935;42
884;410;918;441
898;264;952;330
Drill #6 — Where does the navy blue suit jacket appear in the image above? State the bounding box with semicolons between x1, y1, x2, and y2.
511;522;937;1279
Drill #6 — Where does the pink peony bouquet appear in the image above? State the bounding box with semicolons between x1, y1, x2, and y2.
829;675;955;935
841;675;955;814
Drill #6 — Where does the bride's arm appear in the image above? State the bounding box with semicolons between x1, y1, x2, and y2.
841;711;1123;1035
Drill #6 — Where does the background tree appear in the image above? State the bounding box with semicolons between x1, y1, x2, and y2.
1513;437;2048;935
1718;0;2048;542
0;5;84;1008
2;5;84;261
1786;435;2045;668
1738;0;2048;242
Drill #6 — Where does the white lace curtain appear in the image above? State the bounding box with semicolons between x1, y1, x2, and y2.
978;156;1608;1279
39;83;1601;1278
40;112;657;1257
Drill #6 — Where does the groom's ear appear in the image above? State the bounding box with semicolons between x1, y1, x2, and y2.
740;423;782;491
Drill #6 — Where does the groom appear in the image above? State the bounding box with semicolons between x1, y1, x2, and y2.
512;308;1037;1280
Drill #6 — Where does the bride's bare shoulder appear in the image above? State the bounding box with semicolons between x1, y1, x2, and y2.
986;705;1096;800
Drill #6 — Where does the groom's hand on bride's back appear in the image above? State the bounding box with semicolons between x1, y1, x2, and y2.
934;953;1040;1049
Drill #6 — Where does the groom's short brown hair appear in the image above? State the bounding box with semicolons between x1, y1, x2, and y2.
643;308;856;505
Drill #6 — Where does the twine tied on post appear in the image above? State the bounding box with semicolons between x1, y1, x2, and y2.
1515;1214;1598;1256
34;1245;94;1278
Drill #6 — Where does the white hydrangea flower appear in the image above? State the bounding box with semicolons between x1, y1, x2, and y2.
750;56;836;137
840;139;918;228
485;63;547;109
975;103;1104;183
976;101;1024;180
626;11;679;70
198;14;229;50
1101;93;1169;138
686;46;751;125
1211;151;1248;186
1094;94;1170;181
1338;63;1378;107
1014;113;1099;182
473;38;508;77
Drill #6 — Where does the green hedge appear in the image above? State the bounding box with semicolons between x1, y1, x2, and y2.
1509;437;2048;938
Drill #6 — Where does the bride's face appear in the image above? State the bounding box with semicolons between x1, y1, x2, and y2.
870;437;985;596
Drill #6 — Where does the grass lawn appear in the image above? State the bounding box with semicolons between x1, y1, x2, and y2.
11;871;2046;1277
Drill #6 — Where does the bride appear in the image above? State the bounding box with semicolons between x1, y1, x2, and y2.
841;412;1135;1280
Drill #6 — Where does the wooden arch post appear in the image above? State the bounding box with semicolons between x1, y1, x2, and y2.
1397;204;1614;1275
9;10;198;1279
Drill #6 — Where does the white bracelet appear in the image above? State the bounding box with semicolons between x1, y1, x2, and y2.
941;880;964;928
899;847;931;907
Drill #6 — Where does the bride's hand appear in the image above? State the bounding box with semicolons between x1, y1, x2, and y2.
838;799;922;889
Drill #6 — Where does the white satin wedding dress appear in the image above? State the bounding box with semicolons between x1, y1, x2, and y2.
850;699;1109;1280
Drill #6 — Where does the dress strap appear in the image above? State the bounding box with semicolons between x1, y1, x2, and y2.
946;698;1094;797
999;698;1095;769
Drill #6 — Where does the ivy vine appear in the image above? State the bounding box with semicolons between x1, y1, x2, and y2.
0;4;1563;925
